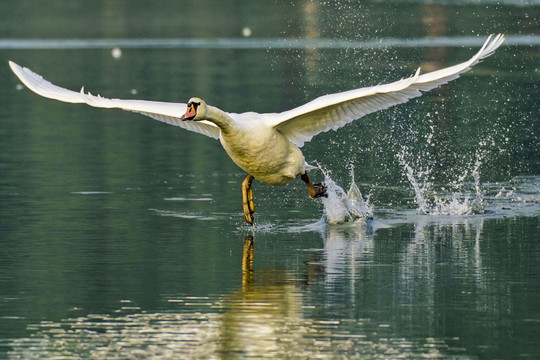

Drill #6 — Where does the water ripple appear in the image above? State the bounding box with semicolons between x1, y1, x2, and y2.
8;297;459;360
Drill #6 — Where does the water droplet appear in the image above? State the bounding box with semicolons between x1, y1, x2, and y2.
242;27;252;37
111;47;122;59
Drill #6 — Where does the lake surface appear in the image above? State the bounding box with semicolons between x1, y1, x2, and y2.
1;1;540;359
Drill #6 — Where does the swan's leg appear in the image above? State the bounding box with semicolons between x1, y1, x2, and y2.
242;234;254;288
301;173;327;198
242;174;255;224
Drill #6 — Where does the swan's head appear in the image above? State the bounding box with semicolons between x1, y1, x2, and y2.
181;97;206;121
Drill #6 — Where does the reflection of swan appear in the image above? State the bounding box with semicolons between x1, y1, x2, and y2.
323;220;374;280
9;34;504;224
296;218;375;296
220;235;305;356
10;232;457;358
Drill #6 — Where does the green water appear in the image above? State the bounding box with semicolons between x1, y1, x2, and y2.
1;1;540;359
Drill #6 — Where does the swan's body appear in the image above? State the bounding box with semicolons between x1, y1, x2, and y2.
9;34;505;224
203;106;305;186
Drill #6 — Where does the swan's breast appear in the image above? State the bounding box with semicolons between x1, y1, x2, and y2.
220;124;305;186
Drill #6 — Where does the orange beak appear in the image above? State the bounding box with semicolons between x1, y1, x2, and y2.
181;104;197;121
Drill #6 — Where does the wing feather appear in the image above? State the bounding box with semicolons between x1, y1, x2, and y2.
271;34;504;147
8;61;220;140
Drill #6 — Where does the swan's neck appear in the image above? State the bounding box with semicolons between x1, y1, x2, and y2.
204;105;234;132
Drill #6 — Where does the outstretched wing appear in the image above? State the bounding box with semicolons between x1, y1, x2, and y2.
8;61;220;140
269;34;505;147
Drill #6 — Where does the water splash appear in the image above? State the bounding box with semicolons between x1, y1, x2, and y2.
320;166;373;224
397;147;485;216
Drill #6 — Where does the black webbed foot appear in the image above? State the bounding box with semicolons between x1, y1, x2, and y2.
312;182;327;198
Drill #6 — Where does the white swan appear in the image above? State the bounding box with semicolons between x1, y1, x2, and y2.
9;34;504;224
